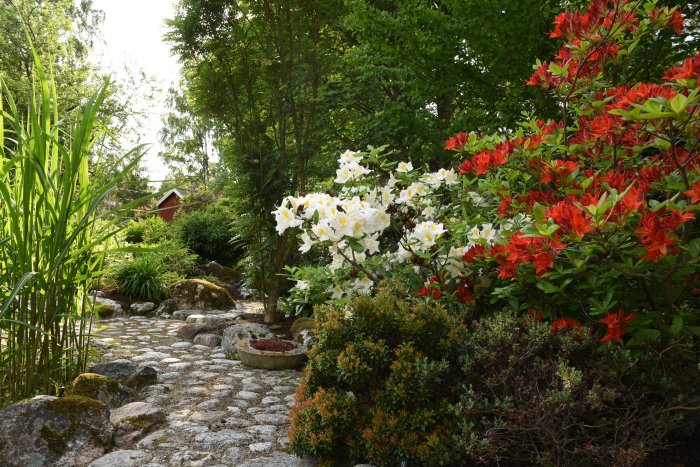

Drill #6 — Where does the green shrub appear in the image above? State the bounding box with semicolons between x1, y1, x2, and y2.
290;290;698;466
451;314;698;466
289;285;467;466
148;239;201;279
124;216;173;244
111;255;169;302
175;200;244;265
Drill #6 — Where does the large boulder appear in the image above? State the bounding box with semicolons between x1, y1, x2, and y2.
170;279;235;311
111;402;166;448
222;323;273;356
89;360;158;391
64;373;134;409
0;395;113;466
201;261;242;283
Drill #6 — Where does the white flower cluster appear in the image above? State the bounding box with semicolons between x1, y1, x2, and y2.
274;150;484;301
334;150;372;184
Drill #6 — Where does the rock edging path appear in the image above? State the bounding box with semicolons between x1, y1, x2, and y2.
89;302;312;467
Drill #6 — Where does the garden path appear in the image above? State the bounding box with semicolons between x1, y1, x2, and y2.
88;303;314;467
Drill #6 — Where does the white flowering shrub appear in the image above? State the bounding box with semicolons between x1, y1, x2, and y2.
274;146;520;312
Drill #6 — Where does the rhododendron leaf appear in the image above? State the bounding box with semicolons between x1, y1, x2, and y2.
312;209;319;224
347;238;365;254
671;315;684;335
669;93;688;114
536;281;558;294
687;326;700;337
626;328;661;346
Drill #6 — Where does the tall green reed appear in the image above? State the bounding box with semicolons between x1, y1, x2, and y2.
0;49;149;405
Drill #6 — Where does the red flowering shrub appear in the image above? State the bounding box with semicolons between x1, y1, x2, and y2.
447;0;699;348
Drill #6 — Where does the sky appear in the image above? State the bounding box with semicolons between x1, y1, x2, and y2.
89;0;181;185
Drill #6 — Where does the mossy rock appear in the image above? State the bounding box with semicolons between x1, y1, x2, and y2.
170;278;235;311
0;395;112;466
94;303;117;319
64;373;134;409
291;317;317;336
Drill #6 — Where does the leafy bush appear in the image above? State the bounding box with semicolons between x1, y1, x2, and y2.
175;200;244;265
148;239;201;279
290;286;467;466
111;255;169;302
452;314;698;466
291;290;698;466
124;216;174;244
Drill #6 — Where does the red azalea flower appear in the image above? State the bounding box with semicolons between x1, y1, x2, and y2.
664;55;700;81
444;132;469;151
684;181;700;204
599;309;635;344
552;317;583;333
547;201;595;238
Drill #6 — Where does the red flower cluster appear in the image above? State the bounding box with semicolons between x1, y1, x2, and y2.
546;201;595;239
684;181;700;204
664;54;700;82
444;132;469;151
635;209;694;262
458;141;513;176
497;232;565;278
649;7;685;35
551;316;584;333
599;309;636;344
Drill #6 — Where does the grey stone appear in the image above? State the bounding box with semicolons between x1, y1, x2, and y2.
193;430;253;447
253;413;289;426
176;323;215;340
89;360;158;390
170;450;215;466
223;446;244;464
88;450;148;467
193;333;222;347
237;452;315;467
222;323;273;356
111;402;167;448
172;309;205;321
135;429;175;449
130;301;156;315
0;395;113;467
249;441;274;453
170;279;235;311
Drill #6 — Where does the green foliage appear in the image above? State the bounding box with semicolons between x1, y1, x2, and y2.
452;314;698;466
281;265;337;317
111;255;169;302
0;47;149;404
174;200;244;265
290;285;467;465
124;216;173;245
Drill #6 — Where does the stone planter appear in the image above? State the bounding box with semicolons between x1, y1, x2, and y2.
236;338;307;370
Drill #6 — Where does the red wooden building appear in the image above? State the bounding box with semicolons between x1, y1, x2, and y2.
156;188;186;222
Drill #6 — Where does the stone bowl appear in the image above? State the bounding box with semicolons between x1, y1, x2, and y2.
236;338;308;370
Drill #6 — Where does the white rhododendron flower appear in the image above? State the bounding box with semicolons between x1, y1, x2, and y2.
338;149;363;165
408;221;445;250
295;280;310;291
396;161;413;173
353;276;373;295
274;206;303;234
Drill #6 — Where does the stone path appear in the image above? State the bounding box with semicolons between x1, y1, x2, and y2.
89;303;314;467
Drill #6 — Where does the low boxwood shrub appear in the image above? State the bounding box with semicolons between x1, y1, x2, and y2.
289;285;467;466
124;216;173;244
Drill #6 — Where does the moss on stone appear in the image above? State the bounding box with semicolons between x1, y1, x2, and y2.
64;373;119;400
291;317;317;336
94;303;116;318
40;396;108;456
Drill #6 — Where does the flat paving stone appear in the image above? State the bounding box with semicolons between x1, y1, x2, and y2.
89;308;309;465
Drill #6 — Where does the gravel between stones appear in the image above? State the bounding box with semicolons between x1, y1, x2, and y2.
88;302;313;467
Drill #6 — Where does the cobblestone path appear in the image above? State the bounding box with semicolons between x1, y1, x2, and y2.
89;306;314;467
